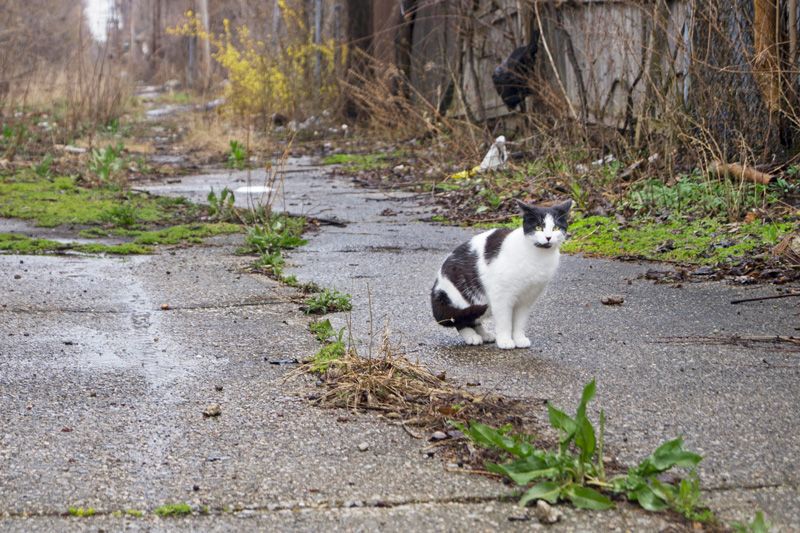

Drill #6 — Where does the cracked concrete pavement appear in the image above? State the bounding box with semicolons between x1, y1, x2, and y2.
1;159;798;531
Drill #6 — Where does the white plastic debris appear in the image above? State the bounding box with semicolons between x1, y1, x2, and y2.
592;154;616;166
60;145;87;154
478;135;508;172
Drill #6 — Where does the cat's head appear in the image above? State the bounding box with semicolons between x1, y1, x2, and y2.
516;199;572;249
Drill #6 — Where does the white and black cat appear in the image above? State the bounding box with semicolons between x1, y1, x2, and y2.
431;199;572;349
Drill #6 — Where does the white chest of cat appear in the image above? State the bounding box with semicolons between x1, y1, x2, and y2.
431;200;571;349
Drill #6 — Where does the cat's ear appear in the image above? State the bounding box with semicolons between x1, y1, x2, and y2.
515;199;537;217
552;199;573;215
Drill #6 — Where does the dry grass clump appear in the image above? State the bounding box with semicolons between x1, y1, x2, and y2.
294;335;541;435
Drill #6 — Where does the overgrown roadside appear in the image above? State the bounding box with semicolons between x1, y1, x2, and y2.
321;149;799;285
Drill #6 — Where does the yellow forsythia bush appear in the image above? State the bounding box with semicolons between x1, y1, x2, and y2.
171;2;344;119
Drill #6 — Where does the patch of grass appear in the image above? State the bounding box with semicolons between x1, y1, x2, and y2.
307;319;347;373
0;233;150;255
0;173;198;228
238;215;307;277
77;223;241;247
303;288;352;315
309;319;336;342
166;91;192;104
129;223;241;245
253;250;285;276
240;216;306;255
562;215;793;265
625;171;781;220
309;328;347;373
154;503;192;517
125;509;144;518
104;203;138;228
74;242;151;255
68;507;96;517
733;511;771;533
456;380;715;523
321;152;397;172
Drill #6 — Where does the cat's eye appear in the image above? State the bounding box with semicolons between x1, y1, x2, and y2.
534;226;543;232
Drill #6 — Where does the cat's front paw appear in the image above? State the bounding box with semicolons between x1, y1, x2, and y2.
475;327;495;343
496;336;516;350
513;336;531;348
459;328;484;346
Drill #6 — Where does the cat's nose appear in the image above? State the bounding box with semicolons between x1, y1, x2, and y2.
545;236;551;241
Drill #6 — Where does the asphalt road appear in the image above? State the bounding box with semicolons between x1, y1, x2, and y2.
1;160;797;531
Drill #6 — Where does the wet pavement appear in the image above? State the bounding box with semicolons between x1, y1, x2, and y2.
1;160;798;530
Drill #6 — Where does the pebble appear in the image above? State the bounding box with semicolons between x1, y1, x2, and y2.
357;442;369;452
203;404;221;417
535;500;563;524
601;295;624;306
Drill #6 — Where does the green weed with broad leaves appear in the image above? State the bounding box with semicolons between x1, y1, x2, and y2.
454;380;715;523
227;140;247;169
207;187;236;221
88;142;127;185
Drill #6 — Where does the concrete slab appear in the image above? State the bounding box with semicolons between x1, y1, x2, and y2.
141;161;800;529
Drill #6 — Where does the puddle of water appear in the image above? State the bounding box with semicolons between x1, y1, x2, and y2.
235;185;272;194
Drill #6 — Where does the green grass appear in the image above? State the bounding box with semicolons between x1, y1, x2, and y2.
0;233;150;255
310;339;346;373
308;319;347;373
0;173;199;228
309;319;336;342
321;152;400;172
67;507;96;517
561;215;793;265
303;288;352;315
127;223;240;245
237;215;307;278
625;171;782;220
0;171;242;255
473;213;793;266
154;503;192;517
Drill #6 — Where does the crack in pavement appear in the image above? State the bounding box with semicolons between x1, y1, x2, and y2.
0;300;291;314
0;494;513;520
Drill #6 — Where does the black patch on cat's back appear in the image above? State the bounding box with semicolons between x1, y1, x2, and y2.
484;228;511;263
431;238;489;330
440;241;484;301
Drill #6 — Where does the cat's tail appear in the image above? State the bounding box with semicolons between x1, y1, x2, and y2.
431;287;488;329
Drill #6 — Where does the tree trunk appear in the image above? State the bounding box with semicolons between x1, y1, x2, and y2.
196;0;212;91
753;0;780;113
149;0;162;80
344;0;373;119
